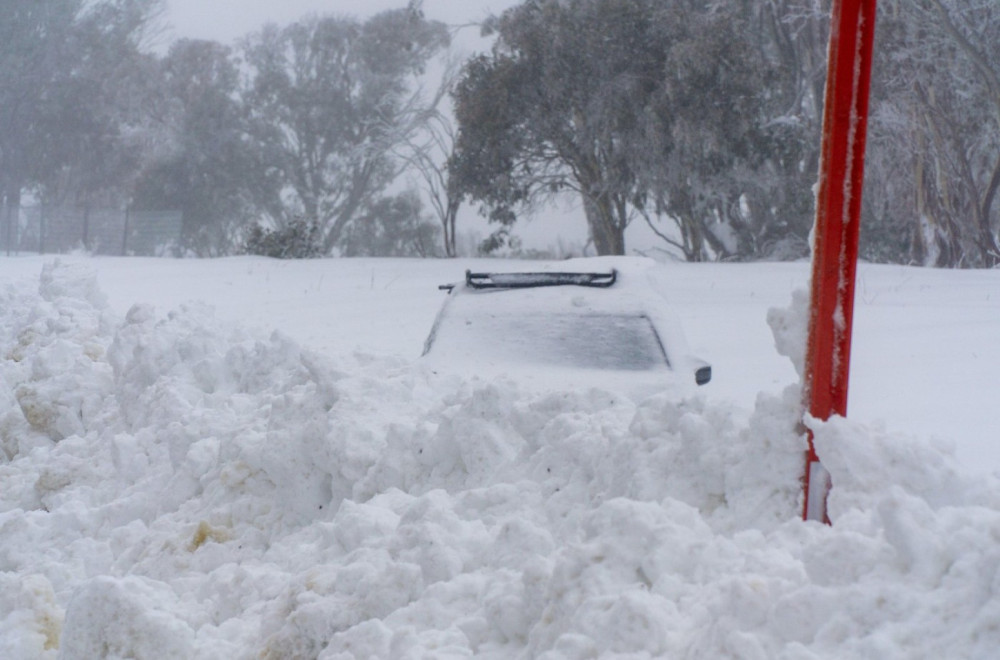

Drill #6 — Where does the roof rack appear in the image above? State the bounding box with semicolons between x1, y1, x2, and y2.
464;269;617;289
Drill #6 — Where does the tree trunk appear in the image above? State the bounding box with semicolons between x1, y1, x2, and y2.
976;157;1000;267
82;204;91;252
912;148;941;267
39;204;46;255
443;197;459;257
3;187;22;256
581;192;625;256
1;193;7;256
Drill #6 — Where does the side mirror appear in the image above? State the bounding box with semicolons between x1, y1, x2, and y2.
695;364;712;386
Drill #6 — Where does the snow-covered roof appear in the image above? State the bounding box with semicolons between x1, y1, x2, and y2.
421;257;704;394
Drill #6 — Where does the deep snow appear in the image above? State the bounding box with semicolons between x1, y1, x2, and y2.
0;255;998;659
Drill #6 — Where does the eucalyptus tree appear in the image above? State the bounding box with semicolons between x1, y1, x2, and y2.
867;0;1000;267
0;0;162;252
131;39;274;255
240;6;449;255
641;3;774;261
340;190;441;257
450;0;773;259
450;0;665;256
0;0;77;216
1;0;85;251
722;0;830;260
395;72;462;258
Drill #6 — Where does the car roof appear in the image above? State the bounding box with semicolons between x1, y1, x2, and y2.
462;268;618;290
426;257;694;359
439;257;663;316
420;257;707;395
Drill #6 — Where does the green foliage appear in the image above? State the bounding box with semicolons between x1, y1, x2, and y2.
647;3;779;261
242;219;323;259
452;0;673;256
450;0;776;260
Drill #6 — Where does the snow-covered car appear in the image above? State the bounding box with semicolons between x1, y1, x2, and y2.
421;258;711;395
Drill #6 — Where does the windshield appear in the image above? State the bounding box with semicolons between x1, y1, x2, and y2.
425;312;670;371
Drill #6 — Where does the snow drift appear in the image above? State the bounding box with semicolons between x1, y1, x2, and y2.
1;260;998;659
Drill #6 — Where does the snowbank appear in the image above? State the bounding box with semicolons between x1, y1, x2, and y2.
1;261;998;658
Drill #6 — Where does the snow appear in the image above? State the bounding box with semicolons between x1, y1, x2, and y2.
421;259;706;399
1;255;998;659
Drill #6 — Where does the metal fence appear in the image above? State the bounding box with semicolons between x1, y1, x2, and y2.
1;205;183;256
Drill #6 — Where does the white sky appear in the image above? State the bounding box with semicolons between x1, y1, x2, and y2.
163;0;519;47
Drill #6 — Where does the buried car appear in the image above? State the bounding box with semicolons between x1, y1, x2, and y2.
421;258;710;395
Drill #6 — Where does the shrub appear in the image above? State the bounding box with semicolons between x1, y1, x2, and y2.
242;219;323;259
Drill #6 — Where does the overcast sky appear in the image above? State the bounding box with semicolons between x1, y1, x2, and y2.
163;0;520;47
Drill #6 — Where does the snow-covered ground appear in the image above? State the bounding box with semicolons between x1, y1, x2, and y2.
1;255;998;658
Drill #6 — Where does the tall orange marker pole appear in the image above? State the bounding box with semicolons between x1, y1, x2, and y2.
802;0;878;523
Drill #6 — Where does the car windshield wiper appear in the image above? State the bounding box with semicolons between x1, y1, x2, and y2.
463;269;617;290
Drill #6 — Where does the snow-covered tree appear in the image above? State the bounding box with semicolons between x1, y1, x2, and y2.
639;3;777;261
450;0;666;256
240;7;449;255
0;0;162;253
867;0;1000;267
131;39;276;256
450;0;783;260
394;63;463;258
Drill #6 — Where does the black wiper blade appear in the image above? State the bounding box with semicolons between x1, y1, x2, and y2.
465;269;617;289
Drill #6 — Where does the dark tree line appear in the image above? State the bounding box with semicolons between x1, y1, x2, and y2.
1;0;998;265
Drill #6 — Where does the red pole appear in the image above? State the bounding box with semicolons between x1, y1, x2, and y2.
802;0;878;523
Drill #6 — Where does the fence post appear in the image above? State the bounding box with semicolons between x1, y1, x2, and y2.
39;205;46;254
2;195;9;256
122;205;130;256
802;0;878;523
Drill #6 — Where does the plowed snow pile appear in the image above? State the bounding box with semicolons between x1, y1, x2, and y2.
1;261;998;659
